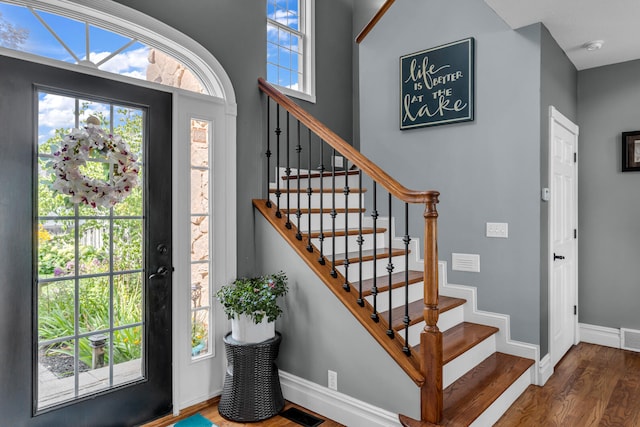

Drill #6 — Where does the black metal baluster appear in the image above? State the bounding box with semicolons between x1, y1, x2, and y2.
387;194;394;338
371;182;379;322
403;202;411;355
275;104;282;218
357;170;364;307
330;149;337;278
266;97;272;208
295;122;302;240
318;141;325;265
343;158;350;292
306;130;313;252
285;113;292;228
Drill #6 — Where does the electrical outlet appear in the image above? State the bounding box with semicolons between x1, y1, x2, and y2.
328;370;337;390
486;222;508;238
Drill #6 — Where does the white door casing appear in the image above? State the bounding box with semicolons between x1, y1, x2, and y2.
548;106;579;368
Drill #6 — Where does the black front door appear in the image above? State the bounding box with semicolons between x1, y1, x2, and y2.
0;55;172;427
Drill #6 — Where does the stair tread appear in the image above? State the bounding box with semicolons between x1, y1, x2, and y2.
380;296;466;331
443;322;499;364
359;270;424;296
269;187;366;193
281;169;360;180
414;322;499;364
303;227;385;238
332;247;408;264
442;352;534;426
280;207;365;214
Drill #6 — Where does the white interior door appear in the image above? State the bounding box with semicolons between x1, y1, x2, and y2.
549;106;579;367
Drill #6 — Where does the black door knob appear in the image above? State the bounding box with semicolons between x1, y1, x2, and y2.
149;265;173;279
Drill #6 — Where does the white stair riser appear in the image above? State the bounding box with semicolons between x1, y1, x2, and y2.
403;305;465;346
277;168;361;188
336;254;408;282
290;212;363;231
312;232;386;254
269;192;364;210
443;335;496;389
365;281;424;312
280;175;361;189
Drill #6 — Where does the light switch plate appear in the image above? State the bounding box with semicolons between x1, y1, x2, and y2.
486;222;508;238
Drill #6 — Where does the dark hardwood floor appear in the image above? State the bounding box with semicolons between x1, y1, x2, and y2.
142;400;344;427
144;342;640;427
496;342;640;426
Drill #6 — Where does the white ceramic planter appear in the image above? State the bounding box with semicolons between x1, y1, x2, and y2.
231;314;275;343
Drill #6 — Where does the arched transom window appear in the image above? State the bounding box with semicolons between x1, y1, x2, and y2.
0;0;205;94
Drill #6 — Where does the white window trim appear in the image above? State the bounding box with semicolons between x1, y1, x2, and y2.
267;0;315;103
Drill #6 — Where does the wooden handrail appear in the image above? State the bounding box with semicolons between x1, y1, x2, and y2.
258;78;438;205
355;0;395;44
260;78;443;423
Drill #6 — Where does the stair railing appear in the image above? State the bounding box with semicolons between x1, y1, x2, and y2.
259;78;442;424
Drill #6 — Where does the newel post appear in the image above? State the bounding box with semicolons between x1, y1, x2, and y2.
421;194;442;424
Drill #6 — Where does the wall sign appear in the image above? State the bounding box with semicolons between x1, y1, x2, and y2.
400;37;474;130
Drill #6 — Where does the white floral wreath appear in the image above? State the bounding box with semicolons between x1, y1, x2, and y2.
50;116;139;209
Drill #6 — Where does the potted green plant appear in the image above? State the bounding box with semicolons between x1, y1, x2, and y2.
215;271;288;343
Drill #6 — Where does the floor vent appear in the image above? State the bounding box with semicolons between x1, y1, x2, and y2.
621;328;640;352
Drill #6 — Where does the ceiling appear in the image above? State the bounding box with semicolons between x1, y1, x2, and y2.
484;0;640;70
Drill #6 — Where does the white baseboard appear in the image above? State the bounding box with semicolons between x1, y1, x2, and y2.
279;371;402;427
178;388;223;412
579;323;621;349
538;354;553;386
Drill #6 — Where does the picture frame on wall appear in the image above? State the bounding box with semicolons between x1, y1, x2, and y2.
399;37;475;130
622;131;640;172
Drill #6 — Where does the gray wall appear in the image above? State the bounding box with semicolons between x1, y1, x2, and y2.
352;0;386;150
358;0;543;345
577;59;640;331
539;25;578;356
114;0;354;276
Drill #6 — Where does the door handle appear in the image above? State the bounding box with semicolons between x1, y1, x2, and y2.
149;265;173;280
553;253;565;261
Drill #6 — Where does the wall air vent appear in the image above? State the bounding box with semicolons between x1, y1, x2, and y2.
621;328;640;352
451;253;480;273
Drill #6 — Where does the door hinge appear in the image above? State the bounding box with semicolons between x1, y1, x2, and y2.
574;229;577;239
574;305;577;315
574;152;577;163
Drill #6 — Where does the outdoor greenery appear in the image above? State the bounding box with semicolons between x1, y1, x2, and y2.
37;104;145;368
216;271;288;323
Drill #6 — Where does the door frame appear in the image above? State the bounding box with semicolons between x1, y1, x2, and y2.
172;91;237;411
0;0;237;418
548;105;579;368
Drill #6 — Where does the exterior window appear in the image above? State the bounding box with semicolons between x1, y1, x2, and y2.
0;1;205;94
36;93;145;409
190;119;212;359
267;0;315;102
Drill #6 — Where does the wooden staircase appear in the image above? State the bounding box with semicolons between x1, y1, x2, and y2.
256;78;534;426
